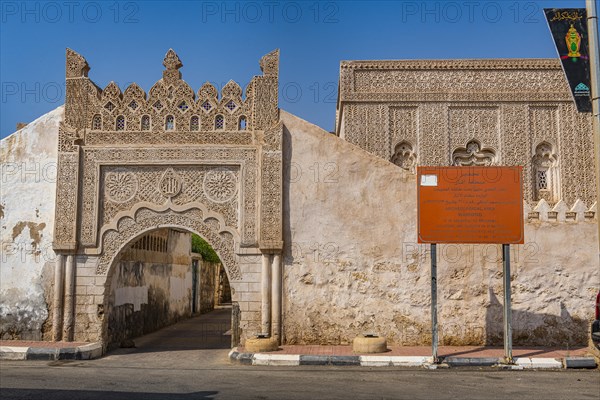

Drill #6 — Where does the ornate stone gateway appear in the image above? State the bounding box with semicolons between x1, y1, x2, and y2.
52;49;283;346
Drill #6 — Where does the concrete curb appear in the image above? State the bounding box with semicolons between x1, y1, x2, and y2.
228;348;597;369
0;342;103;361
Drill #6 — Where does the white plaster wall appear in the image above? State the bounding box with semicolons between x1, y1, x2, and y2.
280;110;599;346
0;107;62;339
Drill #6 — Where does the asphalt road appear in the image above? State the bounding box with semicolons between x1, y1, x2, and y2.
1;309;599;400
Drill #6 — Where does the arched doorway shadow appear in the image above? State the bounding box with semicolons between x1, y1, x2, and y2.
97;207;242;350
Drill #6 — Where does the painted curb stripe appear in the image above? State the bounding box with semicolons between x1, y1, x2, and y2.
0;343;103;361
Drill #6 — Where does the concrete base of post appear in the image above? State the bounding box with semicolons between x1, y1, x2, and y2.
352;335;388;353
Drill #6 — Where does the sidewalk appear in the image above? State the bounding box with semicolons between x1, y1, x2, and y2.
0;340;102;361
229;344;598;369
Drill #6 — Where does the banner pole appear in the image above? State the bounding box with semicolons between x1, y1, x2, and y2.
586;0;600;273
502;244;513;363
431;243;438;363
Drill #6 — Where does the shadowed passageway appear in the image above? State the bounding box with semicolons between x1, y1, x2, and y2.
107;307;232;355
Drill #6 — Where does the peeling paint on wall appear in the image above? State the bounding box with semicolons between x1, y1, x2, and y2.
11;221;46;249
115;286;148;312
0;106;62;340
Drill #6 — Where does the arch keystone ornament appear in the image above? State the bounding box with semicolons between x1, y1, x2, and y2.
52;48;283;346
158;168;183;199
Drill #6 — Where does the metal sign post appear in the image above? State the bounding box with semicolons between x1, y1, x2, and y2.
431;243;438;363
417;167;523;366
502;244;513;363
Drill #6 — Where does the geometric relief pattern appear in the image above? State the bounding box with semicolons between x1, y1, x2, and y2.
104;171;138;203
389;106;417;158
342;104;389;159
529;106;558;148
418;104;448;166
336;59;595;207
53;152;79;247
391;141;416;173
448;107;499;153
559;103;596;206
100;165;240;230
97;208;241;280
532;141;559;203
81;147;256;248
348;60;570;101
260;122;283;248
54;48;282;256
203;169;238;203
500;104;530;200
452;139;496;166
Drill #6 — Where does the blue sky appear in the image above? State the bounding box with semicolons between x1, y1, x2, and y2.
0;0;595;138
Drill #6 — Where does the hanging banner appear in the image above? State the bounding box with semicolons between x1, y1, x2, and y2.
544;8;592;113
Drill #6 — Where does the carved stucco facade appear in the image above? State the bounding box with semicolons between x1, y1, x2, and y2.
336;59;596;209
1;53;598;348
49;48;283;344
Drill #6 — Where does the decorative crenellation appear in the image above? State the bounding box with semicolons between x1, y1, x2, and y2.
525;199;596;223
336;59;596;207
60;47;281;143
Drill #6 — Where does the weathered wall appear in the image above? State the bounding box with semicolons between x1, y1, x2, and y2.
1;102;597;348
281;110;599;346
105;229;193;345
0;107;62;340
193;255;218;314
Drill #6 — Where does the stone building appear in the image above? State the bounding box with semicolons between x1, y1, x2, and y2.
0;49;597;351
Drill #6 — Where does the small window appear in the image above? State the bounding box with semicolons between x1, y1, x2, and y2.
178;101;189;112
92;114;101;130
201;100;212;112
239;116;247;130
165;115;174;131
215;114;224;130
128;100;138;110
537;170;548;190
225;100;237;112
190;115;199;131
116;115;125;131
141;115;150;131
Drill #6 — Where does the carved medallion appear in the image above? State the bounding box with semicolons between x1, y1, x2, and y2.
105;171;138;203
203;169;238;203
158;168;183;198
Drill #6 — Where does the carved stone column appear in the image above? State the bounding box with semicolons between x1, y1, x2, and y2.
270;253;282;344
52;254;65;341
261;253;272;335
63;254;75;341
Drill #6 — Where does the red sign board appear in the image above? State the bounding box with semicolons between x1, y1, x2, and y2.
417;166;524;244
